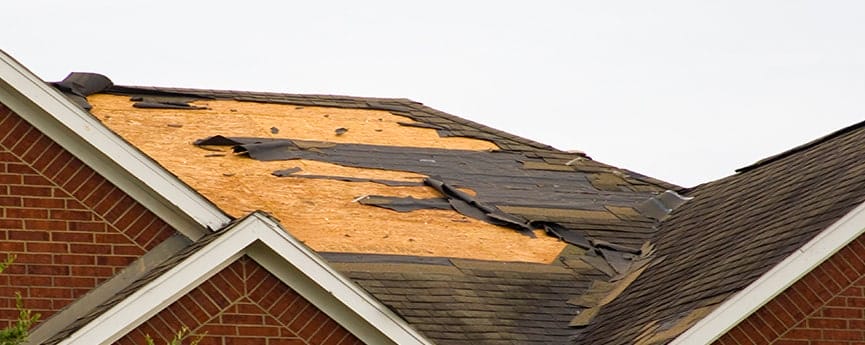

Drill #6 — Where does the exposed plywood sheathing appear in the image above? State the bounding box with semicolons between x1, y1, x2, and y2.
91;94;498;150
88;94;566;263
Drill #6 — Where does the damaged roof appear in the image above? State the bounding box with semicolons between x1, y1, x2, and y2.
49;72;679;344
74;74;675;263
32;67;865;344
575;120;865;344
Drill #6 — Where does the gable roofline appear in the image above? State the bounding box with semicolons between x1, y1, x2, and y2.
56;211;433;345
736;120;865;173
672;198;865;344
0;50;230;239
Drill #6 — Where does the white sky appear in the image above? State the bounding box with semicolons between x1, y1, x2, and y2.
3;1;864;187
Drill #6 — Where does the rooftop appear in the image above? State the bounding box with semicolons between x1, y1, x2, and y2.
47;72;865;344
53;73;674;344
81;80;672;264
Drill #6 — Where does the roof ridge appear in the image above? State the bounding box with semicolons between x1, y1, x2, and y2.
407;102;556;151
108;84;419;104
736;119;865;173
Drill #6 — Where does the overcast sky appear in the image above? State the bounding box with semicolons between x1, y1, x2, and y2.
3;1;863;187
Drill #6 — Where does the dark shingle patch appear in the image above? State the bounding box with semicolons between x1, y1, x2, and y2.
194;135;662;247
326;252;597;345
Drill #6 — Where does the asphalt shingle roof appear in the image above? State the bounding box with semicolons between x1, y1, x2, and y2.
78;80;672;344
41;72;865;344
323;251;606;345
577;120;865;344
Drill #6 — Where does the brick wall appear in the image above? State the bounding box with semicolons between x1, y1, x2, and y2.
715;235;865;344
0;103;175;325
116;256;362;345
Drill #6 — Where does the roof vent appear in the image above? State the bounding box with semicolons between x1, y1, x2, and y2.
637;190;693;220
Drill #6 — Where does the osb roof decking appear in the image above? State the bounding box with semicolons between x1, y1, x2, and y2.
88;94;570;262
576;120;865;344
86;89;669;263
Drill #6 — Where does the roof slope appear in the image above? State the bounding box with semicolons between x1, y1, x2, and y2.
79;79;674;263
324;250;607;345
32;68;865;344
577;120;865;344
50;73;680;344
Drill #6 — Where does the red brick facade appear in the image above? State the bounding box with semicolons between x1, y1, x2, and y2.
0;103;175;325
116;256;362;345
715;235;865;344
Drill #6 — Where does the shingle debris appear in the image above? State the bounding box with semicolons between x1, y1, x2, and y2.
193;135;664;248
51;72;114;110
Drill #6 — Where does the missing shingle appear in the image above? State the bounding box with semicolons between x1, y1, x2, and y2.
193;135;661;247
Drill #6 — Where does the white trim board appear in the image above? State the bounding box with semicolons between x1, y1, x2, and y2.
0;50;230;240
58;212;433;345
672;199;865;344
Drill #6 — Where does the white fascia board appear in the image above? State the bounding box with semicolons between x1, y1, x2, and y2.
59;212;433;345
0;50;229;239
672;199;865;344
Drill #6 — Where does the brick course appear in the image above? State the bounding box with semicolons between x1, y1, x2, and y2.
0;103;175;326
115;256;363;345
716;235;865;344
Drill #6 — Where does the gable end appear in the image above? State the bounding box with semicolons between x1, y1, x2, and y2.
0;103;177;324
